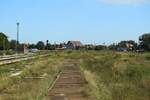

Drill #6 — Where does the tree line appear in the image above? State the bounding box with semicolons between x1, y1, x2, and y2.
0;32;58;51
0;32;150;51
108;33;150;51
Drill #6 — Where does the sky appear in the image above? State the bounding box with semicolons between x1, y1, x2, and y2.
0;0;150;45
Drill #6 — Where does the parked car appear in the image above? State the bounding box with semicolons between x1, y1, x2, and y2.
29;49;39;53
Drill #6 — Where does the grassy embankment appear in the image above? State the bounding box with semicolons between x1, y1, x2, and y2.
77;51;150;100
0;53;65;100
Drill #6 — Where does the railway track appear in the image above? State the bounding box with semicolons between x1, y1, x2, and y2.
0;53;50;66
46;59;89;100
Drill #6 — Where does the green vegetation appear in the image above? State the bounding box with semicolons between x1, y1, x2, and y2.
79;51;150;100
49;50;150;100
0;32;9;50
0;53;65;100
139;33;150;51
0;51;150;100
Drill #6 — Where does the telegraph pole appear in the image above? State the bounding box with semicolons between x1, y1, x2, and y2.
16;22;20;54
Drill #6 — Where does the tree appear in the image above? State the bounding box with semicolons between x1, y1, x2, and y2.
108;43;118;50
139;33;150;51
48;44;55;50
0;32;9;50
10;40;17;50
95;45;106;50
118;40;137;51
118;41;128;48
29;44;36;49
36;41;45;50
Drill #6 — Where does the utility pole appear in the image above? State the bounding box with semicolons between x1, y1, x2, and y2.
16;22;20;54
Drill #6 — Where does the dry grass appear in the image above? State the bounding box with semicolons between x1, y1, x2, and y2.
0;51;150;100
0;53;65;100
79;51;150;100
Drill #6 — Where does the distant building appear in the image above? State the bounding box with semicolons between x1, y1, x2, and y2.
126;43;134;50
66;41;82;50
18;43;29;53
23;44;29;53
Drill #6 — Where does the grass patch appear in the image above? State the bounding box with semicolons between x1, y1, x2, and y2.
0;51;150;100
80;51;150;100
0;53;65;100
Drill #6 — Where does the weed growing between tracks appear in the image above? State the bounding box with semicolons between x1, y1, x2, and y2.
0;54;65;100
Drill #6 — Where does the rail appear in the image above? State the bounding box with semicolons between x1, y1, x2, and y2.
0;53;50;66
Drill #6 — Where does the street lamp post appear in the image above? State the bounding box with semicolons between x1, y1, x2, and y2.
16;22;20;54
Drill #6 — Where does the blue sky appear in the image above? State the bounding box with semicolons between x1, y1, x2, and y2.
0;0;150;45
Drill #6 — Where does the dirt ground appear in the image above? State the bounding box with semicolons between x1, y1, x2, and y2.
46;59;89;100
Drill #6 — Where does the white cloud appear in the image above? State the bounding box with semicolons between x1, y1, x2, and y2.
97;0;150;5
